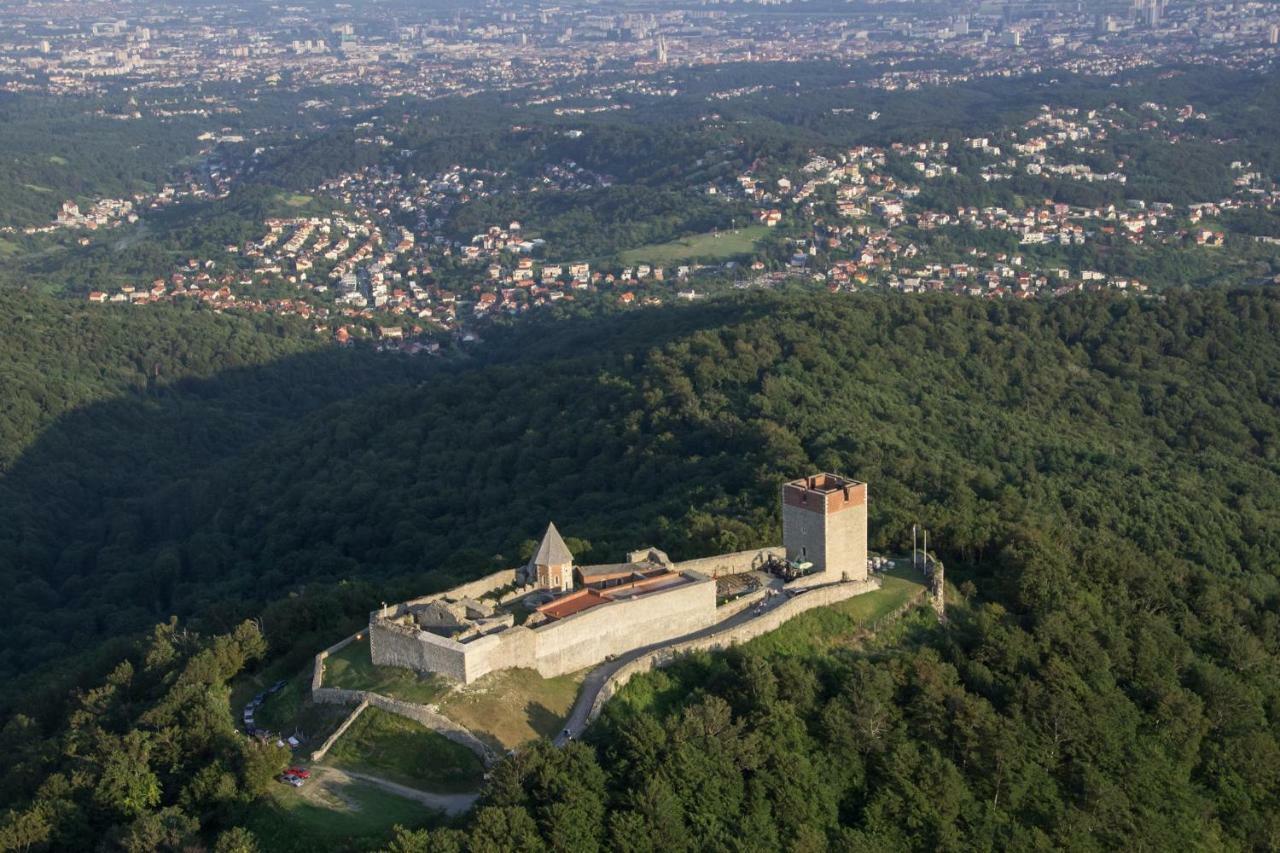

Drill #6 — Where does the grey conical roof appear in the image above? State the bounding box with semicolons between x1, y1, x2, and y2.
530;522;573;566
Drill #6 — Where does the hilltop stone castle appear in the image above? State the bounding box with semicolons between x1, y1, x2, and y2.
369;473;869;684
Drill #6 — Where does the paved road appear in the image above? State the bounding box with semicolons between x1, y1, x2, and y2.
554;583;793;746
313;766;480;815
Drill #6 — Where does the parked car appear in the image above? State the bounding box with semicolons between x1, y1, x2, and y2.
286;767;311;780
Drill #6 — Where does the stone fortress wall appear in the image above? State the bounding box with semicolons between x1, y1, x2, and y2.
367;542;847;685
370;569;721;683
583;576;891;726
669;546;784;577
369;619;473;682
530;572;717;677
366;475;864;686
310;630;498;765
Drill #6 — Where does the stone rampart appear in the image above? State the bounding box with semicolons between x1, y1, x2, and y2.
361;548;797;686
450;568;519;601
459;627;537;681
584;578;879;724
671;546;783;577
531;574;718;678
370;619;468;682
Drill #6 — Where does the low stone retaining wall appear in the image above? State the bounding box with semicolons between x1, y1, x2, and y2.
366;693;496;765
672;546;784;577
311;698;370;762
312;685;496;766
584;578;879;725
715;586;768;619
312;631;363;692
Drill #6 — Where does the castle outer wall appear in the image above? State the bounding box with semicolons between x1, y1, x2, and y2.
531;571;717;676
370;571;718;683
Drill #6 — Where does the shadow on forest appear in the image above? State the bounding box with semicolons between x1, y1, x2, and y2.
0;297;774;694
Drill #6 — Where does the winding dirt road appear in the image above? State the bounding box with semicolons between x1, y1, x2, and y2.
311;766;480;816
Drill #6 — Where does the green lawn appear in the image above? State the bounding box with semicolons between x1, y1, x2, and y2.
264;190;328;218
439;667;585;750
324;707;485;793
744;562;927;658
244;775;442;853
619;225;770;266
323;636;450;705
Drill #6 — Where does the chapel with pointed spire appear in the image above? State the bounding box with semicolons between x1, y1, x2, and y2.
528;522;574;592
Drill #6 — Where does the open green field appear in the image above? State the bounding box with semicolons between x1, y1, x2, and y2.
264;190;330;218
744;561;927;658
439;667;585;750
323;636;451;705
244;774;442;853
619;225;770;266
325;707;485;793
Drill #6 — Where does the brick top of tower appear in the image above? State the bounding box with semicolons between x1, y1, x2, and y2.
782;473;866;514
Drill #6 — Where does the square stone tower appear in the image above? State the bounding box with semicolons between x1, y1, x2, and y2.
782;473;868;583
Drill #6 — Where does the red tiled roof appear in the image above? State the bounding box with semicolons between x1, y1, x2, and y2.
537;589;610;620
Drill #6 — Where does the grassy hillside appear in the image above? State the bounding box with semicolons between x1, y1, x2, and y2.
324;708;485;793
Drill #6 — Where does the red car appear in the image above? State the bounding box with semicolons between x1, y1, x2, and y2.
286;767;311;780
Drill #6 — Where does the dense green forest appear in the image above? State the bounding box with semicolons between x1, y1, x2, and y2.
4;286;1280;849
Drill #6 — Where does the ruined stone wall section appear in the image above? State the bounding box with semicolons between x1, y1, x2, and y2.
369;618;468;682
310;687;495;766
670;546;784;577
585;579;880;724
312;631;363;693
313;686;366;705
364;694;496;765
451;569;519;602
378;569;520;621
310;698;370;762
531;576;719;678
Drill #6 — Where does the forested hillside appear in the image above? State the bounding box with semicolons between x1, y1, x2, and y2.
4;287;1280;849
0;292;429;689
